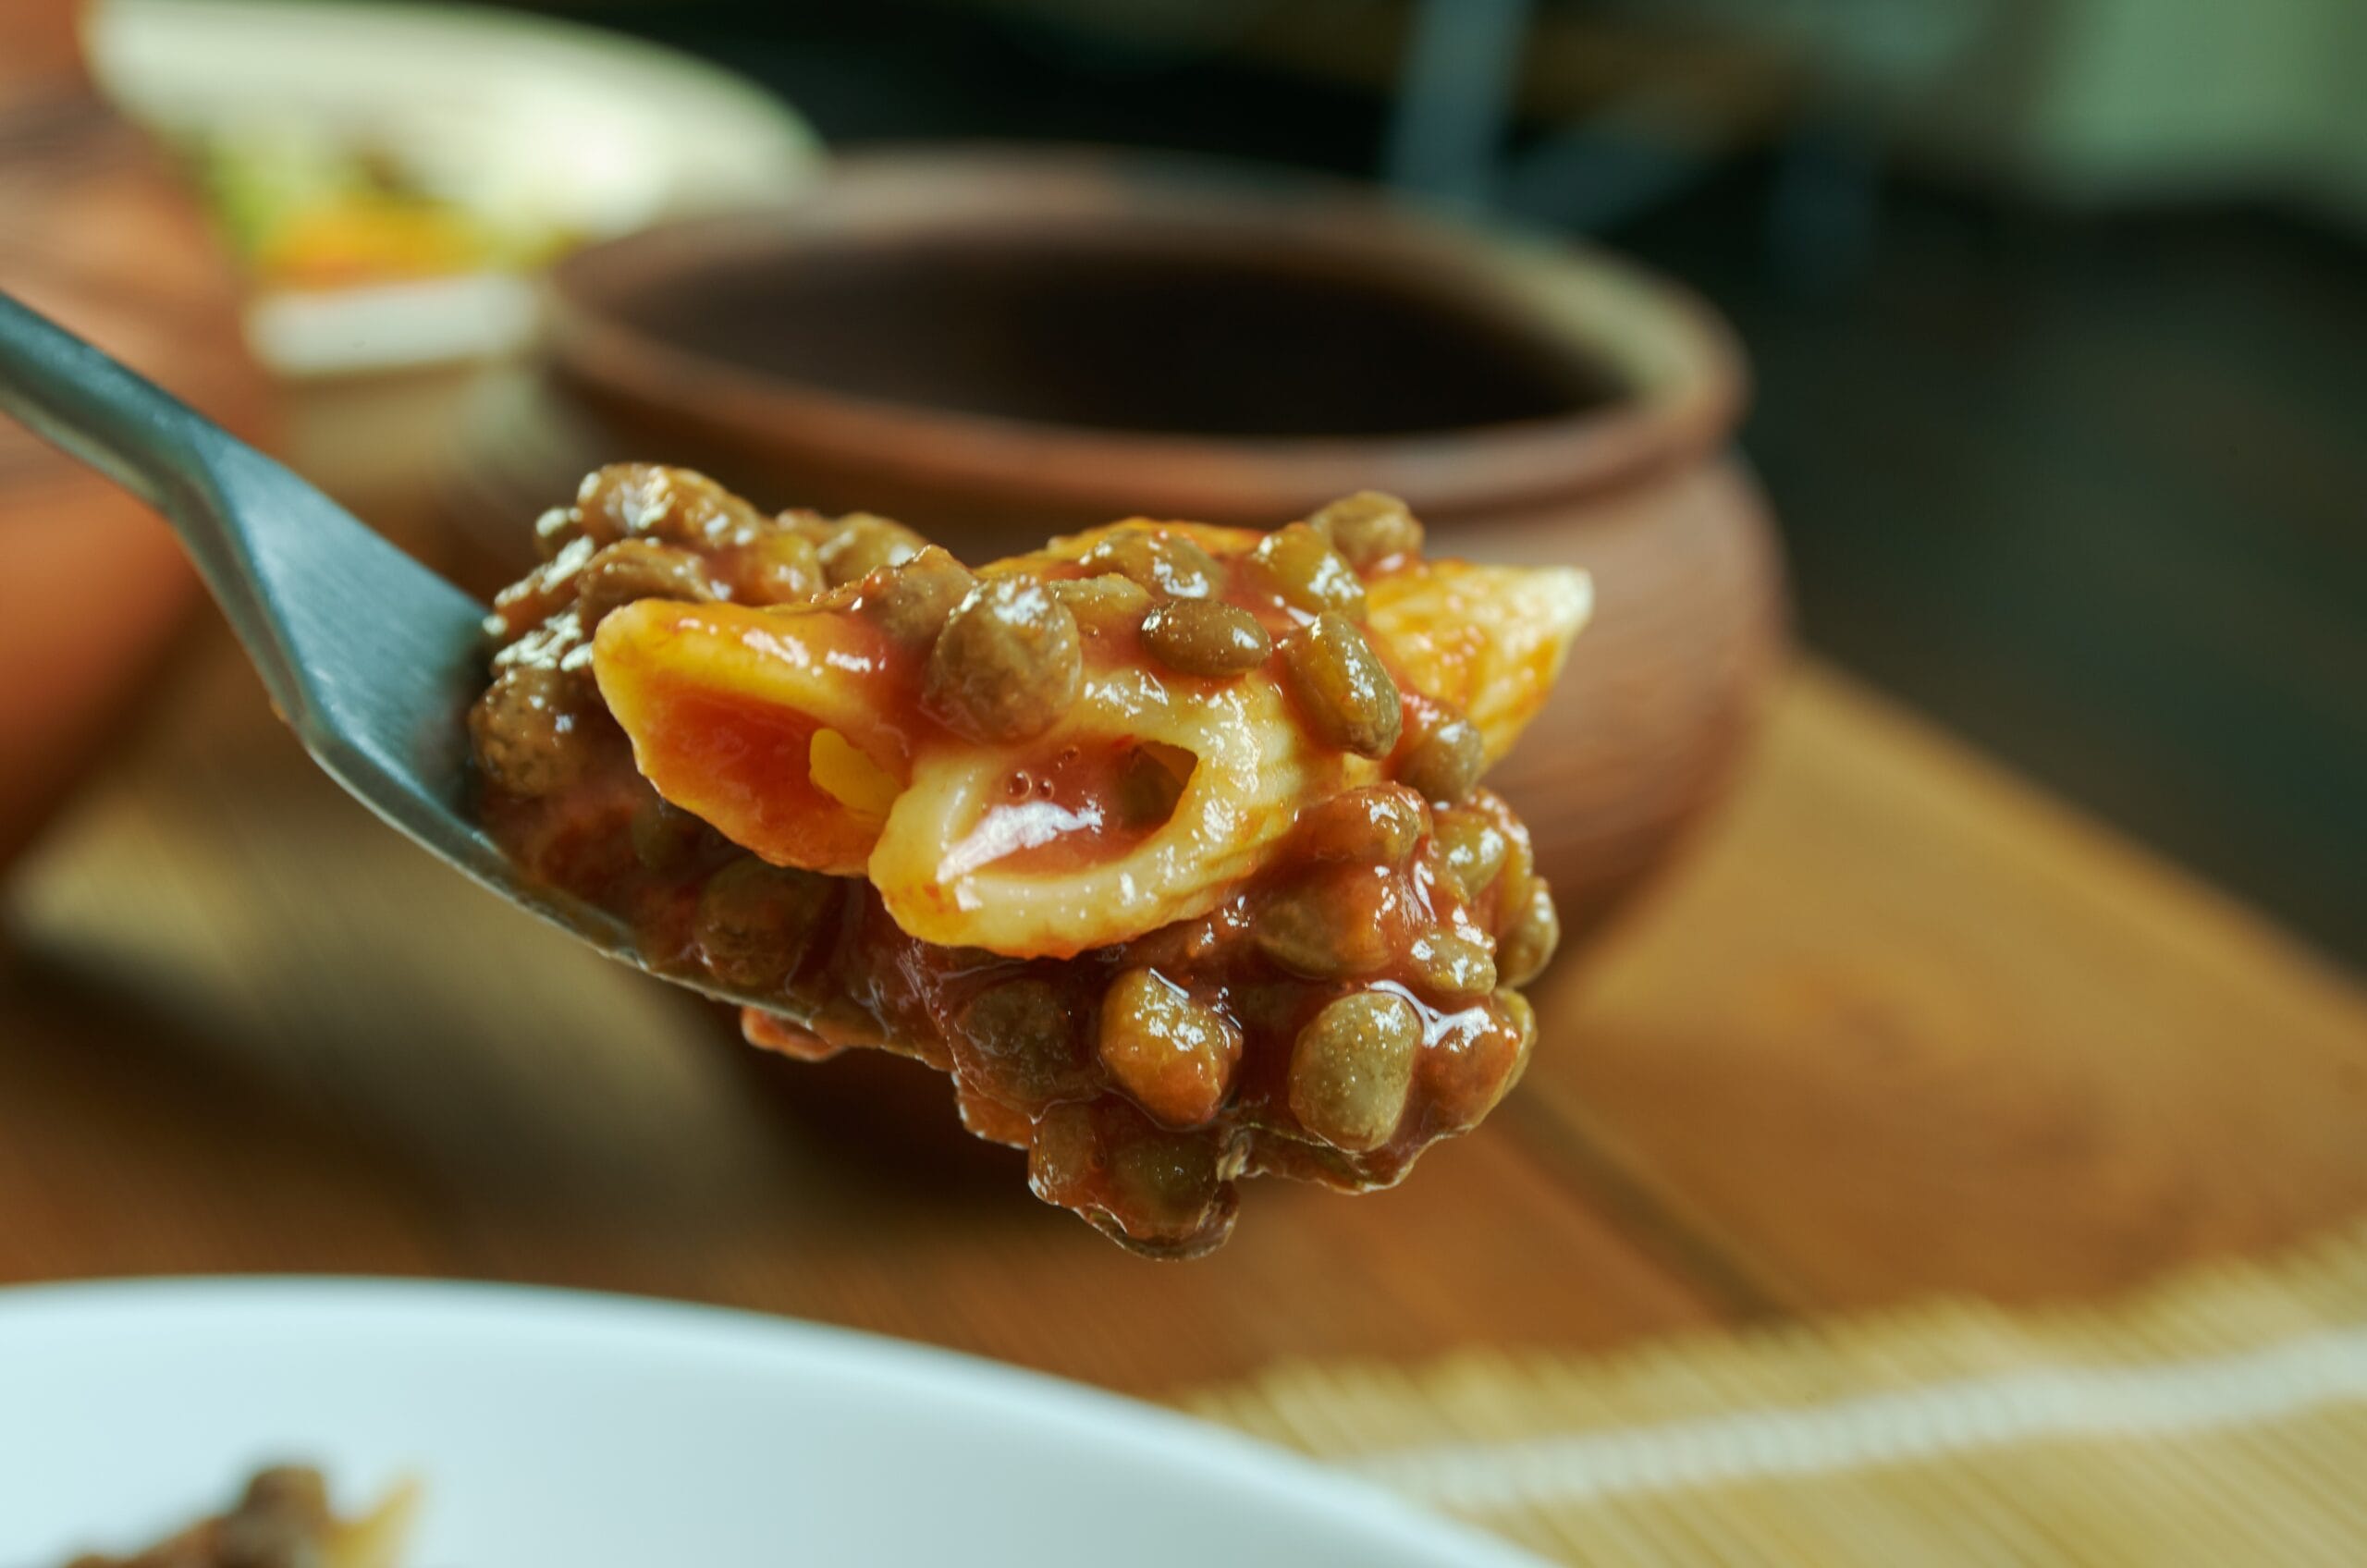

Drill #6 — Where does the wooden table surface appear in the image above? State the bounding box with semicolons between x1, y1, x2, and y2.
6;472;2362;1402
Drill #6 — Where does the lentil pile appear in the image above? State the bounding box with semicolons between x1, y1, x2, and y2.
472;467;1564;1257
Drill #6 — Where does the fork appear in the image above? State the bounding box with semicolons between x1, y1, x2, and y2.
0;291;775;1011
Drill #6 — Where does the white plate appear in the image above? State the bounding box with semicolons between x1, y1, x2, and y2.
0;1279;1540;1567
87;0;823;374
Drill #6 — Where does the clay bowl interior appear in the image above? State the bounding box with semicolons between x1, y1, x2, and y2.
516;150;1779;963
540;150;1743;543
595;225;1615;438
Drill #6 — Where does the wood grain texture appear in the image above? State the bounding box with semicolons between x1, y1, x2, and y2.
2;618;2361;1395
1519;672;2367;1311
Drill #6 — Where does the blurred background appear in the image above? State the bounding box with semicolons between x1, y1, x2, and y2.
5;11;2364;1556
62;0;2365;962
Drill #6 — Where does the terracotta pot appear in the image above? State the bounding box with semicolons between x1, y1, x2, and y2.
511;148;1784;942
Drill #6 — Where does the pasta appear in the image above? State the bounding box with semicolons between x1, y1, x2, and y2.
591;521;1587;958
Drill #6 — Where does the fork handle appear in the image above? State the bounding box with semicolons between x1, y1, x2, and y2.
0;289;220;512
0;290;291;682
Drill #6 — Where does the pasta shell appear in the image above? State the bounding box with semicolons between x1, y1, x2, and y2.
592;521;1588;956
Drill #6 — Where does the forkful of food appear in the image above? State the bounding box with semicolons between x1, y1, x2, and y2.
0;290;1588;1257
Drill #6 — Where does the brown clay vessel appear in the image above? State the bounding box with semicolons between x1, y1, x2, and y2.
521;148;1786;943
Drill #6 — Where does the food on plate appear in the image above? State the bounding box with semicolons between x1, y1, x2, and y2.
63;1466;413;1568
195;128;568;290
471;466;1588;1256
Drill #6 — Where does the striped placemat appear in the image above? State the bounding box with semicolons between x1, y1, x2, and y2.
1182;1220;2367;1564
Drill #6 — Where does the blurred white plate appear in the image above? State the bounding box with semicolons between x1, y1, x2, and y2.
0;1279;1541;1567
87;0;822;375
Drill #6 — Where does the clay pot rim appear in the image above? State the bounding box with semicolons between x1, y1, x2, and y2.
548;144;1748;523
